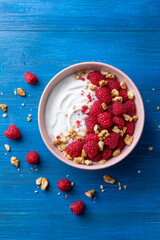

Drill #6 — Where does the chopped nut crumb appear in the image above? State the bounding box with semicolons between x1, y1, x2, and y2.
75;134;84;140
14;90;17;95
85;190;95;198
157;106;160;110
28;114;32;117
72;105;76;110
123;185;127;189
101;103;108;110
17;88;25;96
98;159;106;165
98;130;110;139
22;103;25;106
106;73;115;79
35;190;38;193
59;144;66;151
4;144;10;152
86;81;90;84
58;192;61;195
74;157;84;164
83;128;88;133
67;129;77;138
101;189;106;192
124;135;134;146
65;194;68;198
81;149;87;158
111;89;119;97
2;113;7;118
86;99;89;104
128;91;135;100
94;124;101;134
64;113;68;117
100;70;109;75
103;175;116;184
99;80;107;87
123;114;132;122
41;178;48;190
112;149;121;157
84;160;93;166
0;104;7;112
148;146;153;151
119;186;122;190
112;126;121;134
120;81;127;89
74;73;80;80
137;170;141;174
100;185;104;189
158;125;160;129
132;115;139;121
11;156;19;167
27;117;31;122
71;182;74;187
152;88;155;91
112;96;123;102
54;139;61;145
98;141;104;151
36;177;42;185
89;85;97;91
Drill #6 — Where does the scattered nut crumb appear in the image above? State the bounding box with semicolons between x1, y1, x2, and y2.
74;73;80;80
83;128;88;133
2;113;7;118
72;105;76;110
152;88;155;91
148;146;153;151
17;88;25;96
84;160;93;166
71;182;74;187
58;192;61;195
0;104;7;112
103;175;116;184
128;91;135;100
86;81;90;84
90;85;97;91
18;168;20;171
22;103;25;106
124;135;134;146
75;134;84;140
54;139;61;146
14;90;17;95
59;144;66;151
99;80;107;87
4;144;10;152
41;178;48;190
119;186;122;191
101;189;106;192
137;170;141;174
36;177;42;185
86;99;89;104
158;125;160;129
101;103;108;110
85;190;95;198
11;156;19;167
123;185;127;189
64;113;68;117
35;190;38;194
28;114;32;117
100;185;104;189
80;71;88;78
65;194;68;198
120;81;127;89
98;159;106;165
157;106;160;110
27;117;31;122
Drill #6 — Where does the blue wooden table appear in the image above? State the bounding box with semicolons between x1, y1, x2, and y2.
0;1;160;239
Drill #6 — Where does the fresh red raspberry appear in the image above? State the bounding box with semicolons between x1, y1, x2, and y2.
66;140;83;158
126;121;135;135
104;132;119;149
96;87;112;104
89;100;104;116
84;133;99;143
107;103;113;116
112;102;126;116
87;71;104;86
85;115;97;132
25;151;39;164
102;146;112;160
89;152;102;162
83;140;98;158
107;79;120;91
4;124;21;139
112;116;125;129
70;201;84;215
124;100;135;116
24;72;37;85
98;112;112;128
117;137;126;150
57;179;71;192
119;89;128;102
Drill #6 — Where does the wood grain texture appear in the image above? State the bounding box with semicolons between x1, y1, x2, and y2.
0;1;160;239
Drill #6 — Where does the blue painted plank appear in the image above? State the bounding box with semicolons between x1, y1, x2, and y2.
0;0;159;30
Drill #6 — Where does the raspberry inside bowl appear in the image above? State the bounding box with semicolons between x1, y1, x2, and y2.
38;62;145;170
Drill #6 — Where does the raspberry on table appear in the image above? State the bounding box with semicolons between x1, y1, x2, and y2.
4;124;21;139
24;72;37;85
84;133;99;143
89;100;104;116
89;151;102;162
107;79;121;91
66;140;83;158
112;102;126;116
124;100;135;116
87;71;104;86
96;87;112;104
104;132;119;149
85;115;98;132
57;179;71;192
102;146;112;160
26;151;39;164
98;112;112;129
70;201;84;215
83;140;98;158
117;137;126;150
126;120;135;135
112;116;125;129
119;89;128;102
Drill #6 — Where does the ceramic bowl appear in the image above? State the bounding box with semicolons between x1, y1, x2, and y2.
38;62;145;170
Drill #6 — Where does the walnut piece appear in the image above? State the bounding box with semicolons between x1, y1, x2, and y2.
101;103;108;110
120;127;127;137
111;89;119;97
67;129;77;138
98;159;106;165
2;113;7;118
112;96;123;102
84;160;93;166
4;144;10;151
89;85;97;91
112;149;121;157
106;73;115;78
124;135;134;146
74;73;80;79
94;124;101;134
123;114;132;122
112;126;121;134
100;70;109;75
27;117;31;122
99;80;107;87
81;149;87;158
120;81;127;89
17;88;25;96
98;130;109;140
74;157;84;164
54;139;61;145
80;71;88;78
85;190;95;198
41;178;48;190
0;104;7;112
11;156;19;167
128;91;135;100
36;177;42;185
132;115;139;121
59;144;66;151
103;175;116;184
98;141;104;151
72;105;76;110
75;134;84;140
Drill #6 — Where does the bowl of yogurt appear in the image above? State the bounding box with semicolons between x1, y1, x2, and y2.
38;62;145;170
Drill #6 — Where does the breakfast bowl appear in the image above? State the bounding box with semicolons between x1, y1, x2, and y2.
38;62;145;170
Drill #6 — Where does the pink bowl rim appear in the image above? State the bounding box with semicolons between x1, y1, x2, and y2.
38;62;145;170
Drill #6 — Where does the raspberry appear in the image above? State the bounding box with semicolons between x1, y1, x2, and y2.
83;140;98;158
89;100;104;116
81;105;88;113
85;115;97;132
89;152;102;162
98;112;112;128
57;179;71;192
107;79;120;91
112;102;126;116
117;137;126;150
4;124;21;139
104;132;119;149
96;87;112;104
107;103;113;116
124;100;135;117
102;146;112;160
70;201;84;215
84;133;99;143
25;151;39;164
87;71;104;86
24;72;37;85
66;140;83;158
126;121;135;135
119;89;128;102
112;116;125;129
